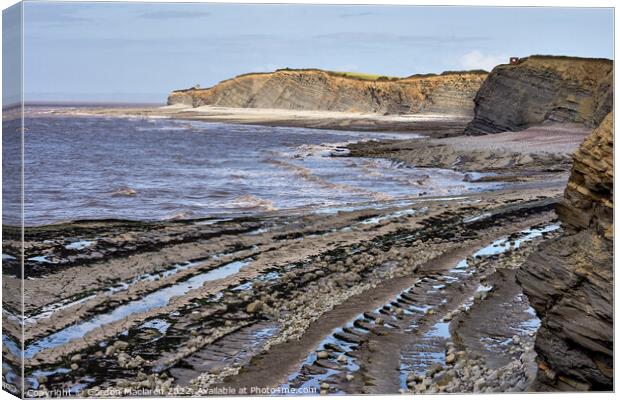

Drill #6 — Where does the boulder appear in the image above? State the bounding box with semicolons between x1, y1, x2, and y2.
246;300;264;314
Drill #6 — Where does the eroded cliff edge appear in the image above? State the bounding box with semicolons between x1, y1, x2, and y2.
167;69;487;116
465;56;613;135
517;113;613;391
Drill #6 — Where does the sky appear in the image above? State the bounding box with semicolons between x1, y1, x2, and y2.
4;1;615;103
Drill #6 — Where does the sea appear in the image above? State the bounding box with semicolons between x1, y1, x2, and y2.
2;108;500;226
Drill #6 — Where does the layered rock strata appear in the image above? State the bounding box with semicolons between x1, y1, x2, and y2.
465;56;613;135
168;69;487;116
517;113;613;390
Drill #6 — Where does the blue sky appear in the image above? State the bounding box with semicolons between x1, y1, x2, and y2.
11;2;615;103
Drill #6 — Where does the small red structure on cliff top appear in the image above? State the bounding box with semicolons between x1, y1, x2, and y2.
509;57;519;64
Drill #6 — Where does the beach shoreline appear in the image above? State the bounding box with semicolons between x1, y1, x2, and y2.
33;104;472;137
4;183;565;395
3;108;594;395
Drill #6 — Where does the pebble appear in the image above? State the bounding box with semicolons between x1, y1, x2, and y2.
427;363;443;377
446;353;456;364
473;377;486;392
317;351;329;359
246;300;264;314
114;340;129;350
210;366;222;374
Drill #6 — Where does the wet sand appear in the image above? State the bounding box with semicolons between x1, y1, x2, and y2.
41;105;471;137
348;124;589;174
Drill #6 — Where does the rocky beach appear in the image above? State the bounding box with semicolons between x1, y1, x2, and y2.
2;55;613;397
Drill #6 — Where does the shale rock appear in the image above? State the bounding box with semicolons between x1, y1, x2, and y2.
465;56;612;135
557;113;614;239
168;69;487;116
517;113;613;390
246;300;264;314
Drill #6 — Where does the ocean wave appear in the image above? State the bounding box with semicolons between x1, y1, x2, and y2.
370;192;394;201
263;151;395;202
265;158;346;190
110;187;137;197
287;141;356;158
162;211;196;220
208;189;233;198
228;194;278;211
134;120;198;131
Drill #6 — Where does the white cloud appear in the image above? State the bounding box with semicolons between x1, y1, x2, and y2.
460;50;508;71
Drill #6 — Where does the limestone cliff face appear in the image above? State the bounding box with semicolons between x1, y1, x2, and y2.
517;113;613;391
558;113;614;238
167;69;487;116
465;56;613;135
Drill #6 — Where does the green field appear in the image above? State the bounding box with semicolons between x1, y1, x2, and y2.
329;71;401;81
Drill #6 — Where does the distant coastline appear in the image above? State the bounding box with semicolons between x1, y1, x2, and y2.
24;101;166;108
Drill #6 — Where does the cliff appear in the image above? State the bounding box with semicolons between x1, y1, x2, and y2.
465;56;613;135
167;69;487;116
517;112;613;391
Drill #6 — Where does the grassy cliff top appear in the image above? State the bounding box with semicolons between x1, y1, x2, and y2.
498;55;613;84
521;55;613;64
237;67;487;81
172;55;612;94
